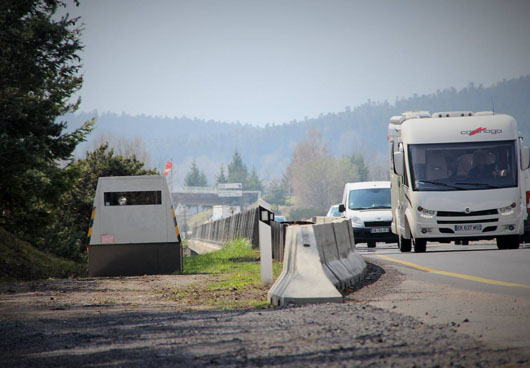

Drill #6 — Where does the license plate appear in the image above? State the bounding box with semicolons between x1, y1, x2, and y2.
454;224;482;232
370;227;390;233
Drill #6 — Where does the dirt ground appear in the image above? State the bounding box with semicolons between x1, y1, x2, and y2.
0;262;391;319
1;262;529;367
0;274;199;315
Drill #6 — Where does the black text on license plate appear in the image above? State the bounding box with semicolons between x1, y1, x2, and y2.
370;227;389;233
454;224;482;232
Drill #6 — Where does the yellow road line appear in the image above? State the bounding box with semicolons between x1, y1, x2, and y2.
374;254;530;289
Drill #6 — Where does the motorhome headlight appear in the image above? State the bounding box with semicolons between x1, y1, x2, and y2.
350;216;363;227
417;206;436;219
499;202;517;216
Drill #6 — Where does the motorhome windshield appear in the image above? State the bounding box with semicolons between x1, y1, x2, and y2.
408;140;517;191
348;188;391;210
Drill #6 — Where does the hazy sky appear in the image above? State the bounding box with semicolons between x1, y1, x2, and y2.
65;0;530;126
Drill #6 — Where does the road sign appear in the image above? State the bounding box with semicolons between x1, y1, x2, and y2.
217;183;243;197
218;190;242;197
217;183;242;190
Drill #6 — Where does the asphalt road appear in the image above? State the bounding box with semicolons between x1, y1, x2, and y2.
357;240;530;349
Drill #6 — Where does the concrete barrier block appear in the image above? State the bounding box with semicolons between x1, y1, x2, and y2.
187;239;223;254
313;223;353;290
267;225;298;305
268;219;367;306
332;220;367;285
268;225;343;306
312;216;347;224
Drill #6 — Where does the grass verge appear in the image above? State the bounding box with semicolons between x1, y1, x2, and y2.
161;238;282;310
0;227;87;281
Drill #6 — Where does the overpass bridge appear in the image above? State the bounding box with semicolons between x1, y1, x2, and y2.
171;186;261;233
171;186;260;207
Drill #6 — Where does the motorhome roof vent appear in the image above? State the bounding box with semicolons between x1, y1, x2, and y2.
389;115;406;125
432;111;473;118
390;111;430;125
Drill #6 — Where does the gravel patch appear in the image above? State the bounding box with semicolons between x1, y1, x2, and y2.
1;303;528;367
1;263;529;367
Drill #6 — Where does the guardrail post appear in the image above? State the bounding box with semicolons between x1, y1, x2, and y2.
258;200;274;285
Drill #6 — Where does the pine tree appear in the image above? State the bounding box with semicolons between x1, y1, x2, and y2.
0;0;93;243
246;166;263;191
216;163;227;184
184;161;202;186
227;150;248;185
264;178;289;206
198;170;208;187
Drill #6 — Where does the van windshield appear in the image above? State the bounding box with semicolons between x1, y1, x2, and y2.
348;188;391;210
408;140;517;191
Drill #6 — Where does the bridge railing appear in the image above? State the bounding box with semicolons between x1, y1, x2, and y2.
190;207;287;261
174;186;218;194
191;207;259;247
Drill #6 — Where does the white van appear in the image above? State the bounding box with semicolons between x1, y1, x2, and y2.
339;181;398;248
389;111;530;252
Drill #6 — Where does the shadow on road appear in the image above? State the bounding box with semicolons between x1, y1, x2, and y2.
343;261;385;296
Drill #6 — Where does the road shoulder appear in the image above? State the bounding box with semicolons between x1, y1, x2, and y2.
355;257;530;351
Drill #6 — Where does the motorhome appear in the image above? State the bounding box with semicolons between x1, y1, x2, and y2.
388;111;529;252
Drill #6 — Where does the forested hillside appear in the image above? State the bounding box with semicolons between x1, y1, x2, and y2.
64;76;530;186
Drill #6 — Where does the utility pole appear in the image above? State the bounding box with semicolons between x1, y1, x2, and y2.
170;158;174;192
183;205;187;237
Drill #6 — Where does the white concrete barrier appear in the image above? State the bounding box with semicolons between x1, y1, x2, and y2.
311;216;345;224
268;219;367;306
333;220;366;286
187;239;223;254
313;223;352;291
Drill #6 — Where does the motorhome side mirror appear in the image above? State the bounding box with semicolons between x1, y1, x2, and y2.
393;151;404;176
338;204;345;213
521;145;530;170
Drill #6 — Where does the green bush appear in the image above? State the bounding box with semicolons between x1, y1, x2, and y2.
0;227;86;281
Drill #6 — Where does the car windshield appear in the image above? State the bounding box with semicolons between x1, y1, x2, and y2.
329;206;341;217
408;140;517;191
348;188;391;210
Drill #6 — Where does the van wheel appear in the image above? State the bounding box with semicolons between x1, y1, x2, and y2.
497;235;520;250
413;237;427;253
399;236;411;252
367;241;376;248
